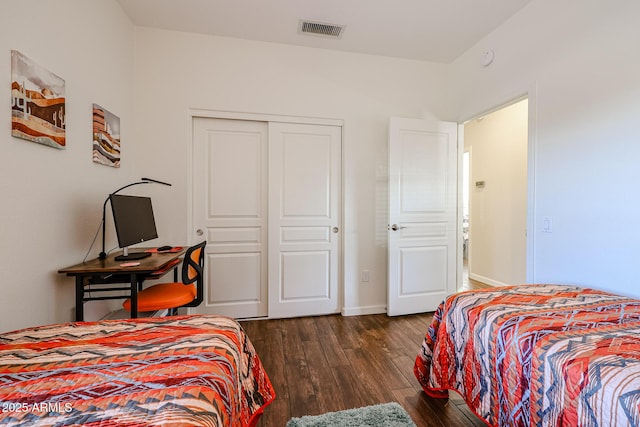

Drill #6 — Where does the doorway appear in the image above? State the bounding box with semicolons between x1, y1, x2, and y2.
461;150;472;289
462;98;529;289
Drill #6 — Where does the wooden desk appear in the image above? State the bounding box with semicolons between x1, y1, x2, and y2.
59;248;187;321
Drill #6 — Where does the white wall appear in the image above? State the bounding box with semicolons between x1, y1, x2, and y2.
465;100;528;286
130;28;450;315
0;0;135;332
451;0;640;296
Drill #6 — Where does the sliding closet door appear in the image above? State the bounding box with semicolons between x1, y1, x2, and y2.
192;118;268;318
268;122;342;318
192;117;342;319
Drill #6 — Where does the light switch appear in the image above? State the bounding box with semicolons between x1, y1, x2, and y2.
361;270;370;282
542;216;552;233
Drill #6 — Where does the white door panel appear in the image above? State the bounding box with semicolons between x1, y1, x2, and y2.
192;118;268;318
208;253;263;303
281;136;333;217
280;251;330;299
388;117;458;316
269;122;341;318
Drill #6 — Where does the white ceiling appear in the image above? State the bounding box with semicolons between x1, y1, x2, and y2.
116;0;532;63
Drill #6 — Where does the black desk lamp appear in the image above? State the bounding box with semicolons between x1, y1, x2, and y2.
99;177;172;260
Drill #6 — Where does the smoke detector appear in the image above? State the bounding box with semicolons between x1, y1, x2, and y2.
298;20;345;39
481;50;495;67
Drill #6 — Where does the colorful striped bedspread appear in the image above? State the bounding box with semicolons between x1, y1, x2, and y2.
0;315;275;426
414;284;640;427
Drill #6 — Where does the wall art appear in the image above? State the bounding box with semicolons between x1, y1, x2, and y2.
10;50;66;149
92;104;121;167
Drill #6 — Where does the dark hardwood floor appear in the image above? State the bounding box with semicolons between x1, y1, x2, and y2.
241;279;490;427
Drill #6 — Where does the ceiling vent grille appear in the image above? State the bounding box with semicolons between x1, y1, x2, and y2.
299;20;345;39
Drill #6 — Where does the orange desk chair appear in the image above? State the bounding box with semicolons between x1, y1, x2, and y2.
123;241;206;316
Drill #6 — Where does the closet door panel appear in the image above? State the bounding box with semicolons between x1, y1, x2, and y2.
268;122;341;318
192;118;268;318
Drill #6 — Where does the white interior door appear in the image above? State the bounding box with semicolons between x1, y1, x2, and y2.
388;117;458;316
268;122;342;318
192;118;268;318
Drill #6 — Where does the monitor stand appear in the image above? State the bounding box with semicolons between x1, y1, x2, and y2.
114;247;152;261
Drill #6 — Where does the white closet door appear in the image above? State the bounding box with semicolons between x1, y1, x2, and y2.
268;122;342;318
192;118;268;318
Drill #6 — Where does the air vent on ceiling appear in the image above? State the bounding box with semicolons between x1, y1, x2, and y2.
299;20;345;39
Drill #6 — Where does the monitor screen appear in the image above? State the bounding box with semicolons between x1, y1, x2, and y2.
110;194;158;249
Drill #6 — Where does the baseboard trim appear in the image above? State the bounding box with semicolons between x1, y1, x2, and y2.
469;273;509;288
342;305;387;316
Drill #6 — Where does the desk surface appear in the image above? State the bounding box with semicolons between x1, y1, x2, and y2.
59;247;187;275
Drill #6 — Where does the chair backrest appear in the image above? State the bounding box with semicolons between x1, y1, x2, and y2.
180;241;206;308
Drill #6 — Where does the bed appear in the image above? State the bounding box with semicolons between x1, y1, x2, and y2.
0;315;275;426
414;284;640;427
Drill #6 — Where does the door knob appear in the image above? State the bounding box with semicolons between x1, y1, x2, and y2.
390;224;407;231
332;227;339;233
196;229;204;236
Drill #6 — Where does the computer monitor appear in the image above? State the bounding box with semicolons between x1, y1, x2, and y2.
109;194;158;261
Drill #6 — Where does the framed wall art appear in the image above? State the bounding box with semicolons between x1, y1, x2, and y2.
92;104;121;167
10;50;66;149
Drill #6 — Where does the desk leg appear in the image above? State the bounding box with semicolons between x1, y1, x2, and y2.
130;273;138;318
75;276;84;322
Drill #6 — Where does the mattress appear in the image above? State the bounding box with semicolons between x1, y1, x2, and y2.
0;315;275;426
414;284;640;426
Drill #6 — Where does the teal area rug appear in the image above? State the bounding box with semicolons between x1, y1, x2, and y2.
286;402;416;427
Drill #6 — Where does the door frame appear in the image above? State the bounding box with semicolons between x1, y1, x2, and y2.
457;84;537;284
186;109;345;317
